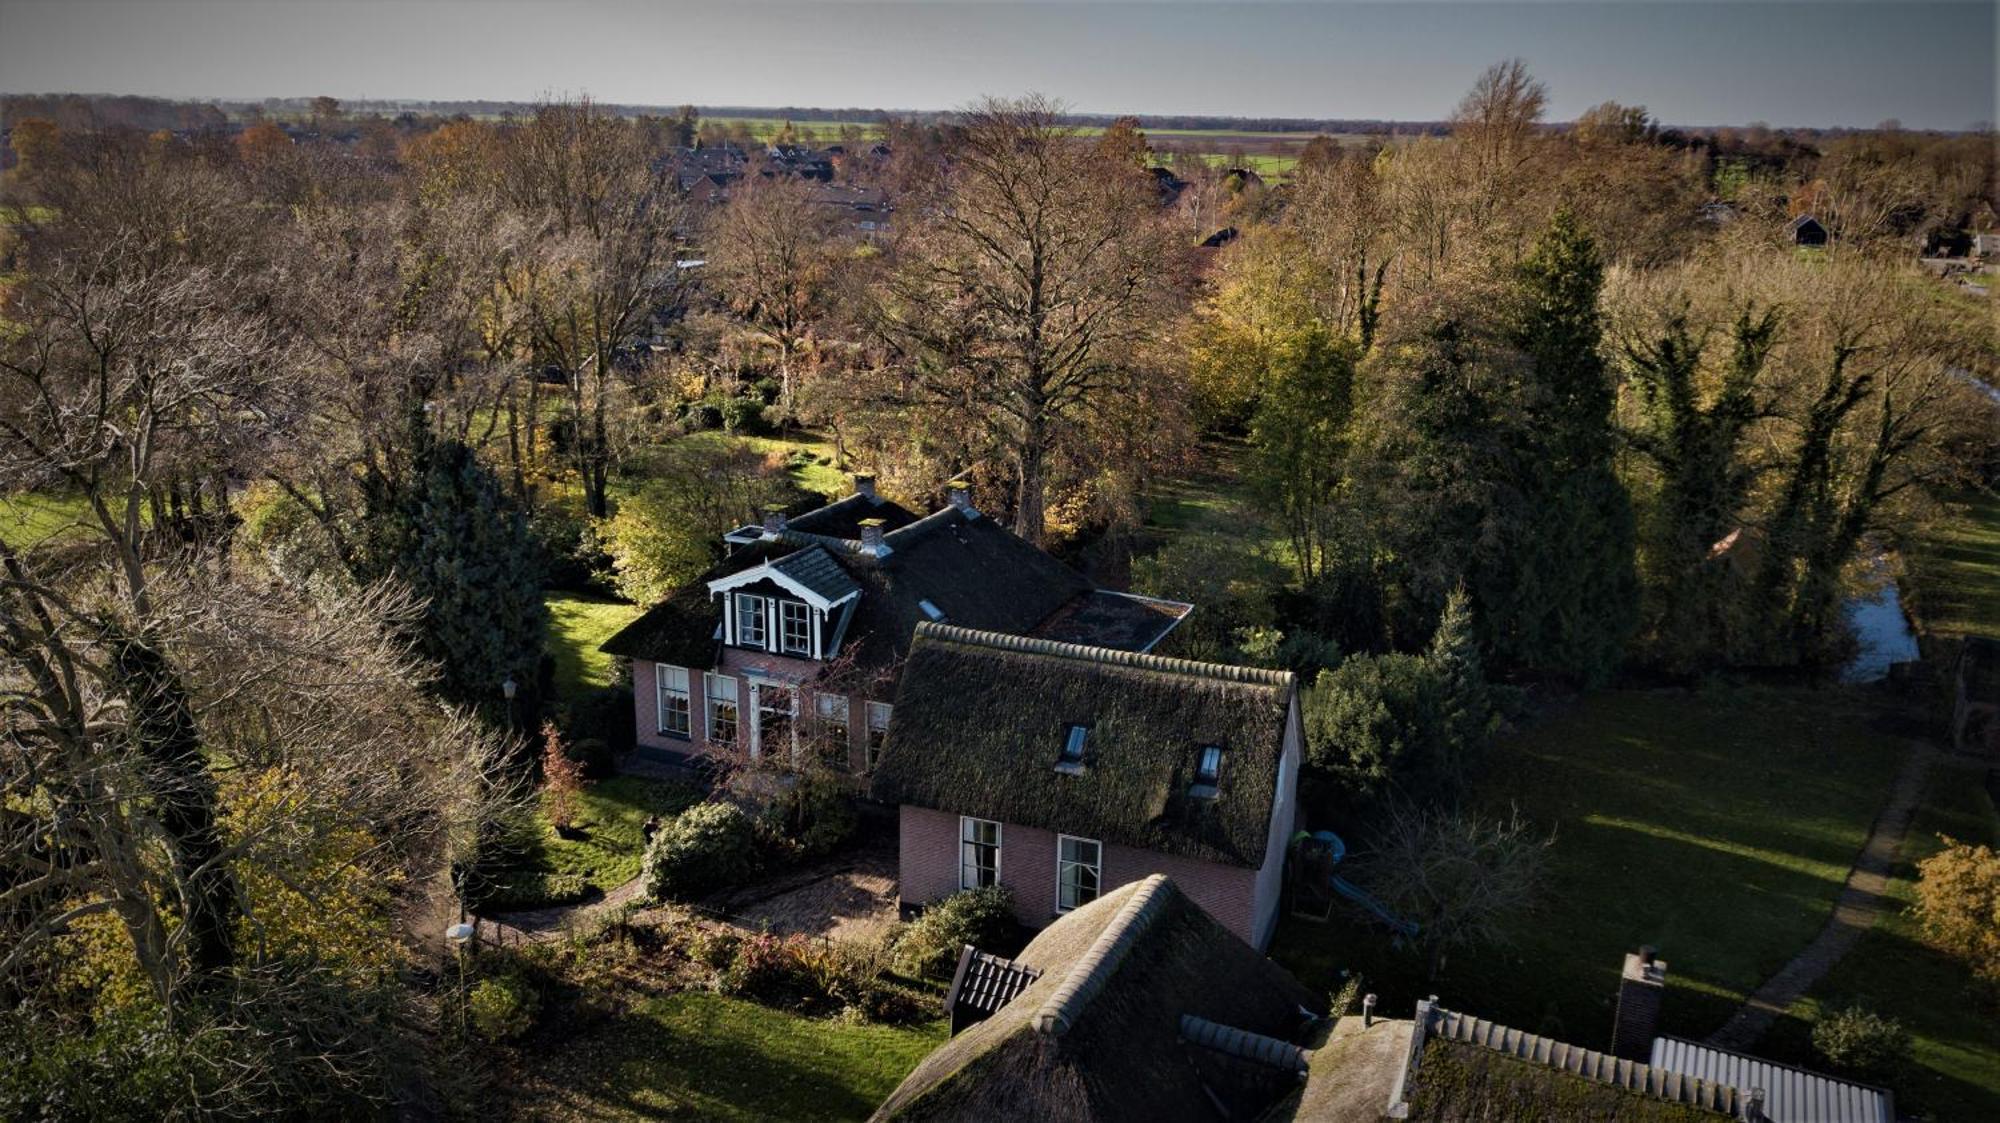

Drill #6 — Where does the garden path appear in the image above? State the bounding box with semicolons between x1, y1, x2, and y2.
1705;739;1939;1051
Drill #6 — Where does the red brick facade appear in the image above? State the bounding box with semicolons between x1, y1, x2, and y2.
898;804;1273;947
631;655;892;775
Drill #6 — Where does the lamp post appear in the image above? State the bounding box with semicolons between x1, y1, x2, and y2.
446;919;476;1035
501;675;518;732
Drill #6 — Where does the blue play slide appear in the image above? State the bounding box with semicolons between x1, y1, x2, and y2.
1310;830;1419;938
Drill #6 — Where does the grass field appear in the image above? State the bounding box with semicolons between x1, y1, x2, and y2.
1273;687;1914;1045
1901;489;2000;638
0;491;98;549
545;592;644;697
520;775;701;897
510;992;945;1121
1758;757;2000;1120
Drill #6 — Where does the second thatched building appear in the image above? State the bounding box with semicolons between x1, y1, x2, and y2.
870;622;1302;949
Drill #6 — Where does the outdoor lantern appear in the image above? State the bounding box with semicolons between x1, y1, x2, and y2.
501;676;517;701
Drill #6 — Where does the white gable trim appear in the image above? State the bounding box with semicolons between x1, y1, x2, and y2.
707;559;859;612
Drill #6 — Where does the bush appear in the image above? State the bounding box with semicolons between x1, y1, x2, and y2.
890;886;1017;981
468;973;540;1042
1912;835;2000;986
528;506;612;593
560;685;636;763
642;802;761;901
1304;652;1445;799
760;770;859;860
687;926;742;970
1811;1006;1911;1080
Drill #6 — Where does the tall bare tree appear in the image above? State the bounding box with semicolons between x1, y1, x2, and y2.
875;95;1179;542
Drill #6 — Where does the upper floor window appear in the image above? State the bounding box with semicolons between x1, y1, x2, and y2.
735;593;767;648
780;600;812;656
656;665;691;738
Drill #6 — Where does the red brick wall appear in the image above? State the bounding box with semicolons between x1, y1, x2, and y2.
632;656;889;776
897;804;1269;947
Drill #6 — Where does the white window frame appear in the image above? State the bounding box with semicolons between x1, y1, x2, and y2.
779;600;813;656
865;701;893;771
1056;834;1102;913
752;681;797;760
704;672;739;746
959;815;1001;891
813;692;851;768
735;593;767;649
655;664;691;738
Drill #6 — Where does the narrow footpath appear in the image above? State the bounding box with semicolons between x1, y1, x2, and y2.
1706;740;1939;1051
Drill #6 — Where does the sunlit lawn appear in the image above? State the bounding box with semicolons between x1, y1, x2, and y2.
1902;489;2000;638
1759;757;2000;1120
545;592;643;698
0;491;98;549
511;992;945;1122
509;776;701;899
1273;687;1911;1045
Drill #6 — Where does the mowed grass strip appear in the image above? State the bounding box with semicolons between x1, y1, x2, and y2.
1274;687;1911;1045
545;592;644;698
1901;489;2000;638
1758;757;2000;1120
512;992;945;1122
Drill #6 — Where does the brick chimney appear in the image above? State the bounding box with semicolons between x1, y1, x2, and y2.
946;477;976;517
762;504;788;537
857;517;888;557
1610;947;1667;1060
853;473;878;502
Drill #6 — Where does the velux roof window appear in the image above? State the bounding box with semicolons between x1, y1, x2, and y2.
1190;746;1223;798
1055;724;1088;774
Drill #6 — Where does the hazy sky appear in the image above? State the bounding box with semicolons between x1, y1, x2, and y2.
0;1;1992;128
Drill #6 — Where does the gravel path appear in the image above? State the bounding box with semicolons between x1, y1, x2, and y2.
1705;740;1938;1051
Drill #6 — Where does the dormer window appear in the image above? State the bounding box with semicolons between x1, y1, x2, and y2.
779;600;812;656
735;594;767;648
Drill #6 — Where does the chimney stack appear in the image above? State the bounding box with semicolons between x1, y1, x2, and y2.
857;517;888;557
762;505;788;537
853;473;878;502
1610;947;1667;1060
947;477;976;517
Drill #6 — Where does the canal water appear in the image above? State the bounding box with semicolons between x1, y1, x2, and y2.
1842;575;1920;683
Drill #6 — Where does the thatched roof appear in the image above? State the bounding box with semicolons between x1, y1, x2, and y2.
872;875;1322;1123
1404;1040;1732;1122
870;625;1296;867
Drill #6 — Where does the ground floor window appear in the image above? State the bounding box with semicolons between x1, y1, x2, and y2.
813;693;851;770
656;665;690;738
705;673;738;747
865;701;892;771
1057;835;1101;912
754;683;797;759
960;816;1001;890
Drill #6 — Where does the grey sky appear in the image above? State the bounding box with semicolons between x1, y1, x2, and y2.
0;1;1992;128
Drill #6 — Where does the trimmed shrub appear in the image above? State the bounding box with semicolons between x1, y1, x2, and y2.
890;886;1017;981
642;802;760;901
1303;651;1445;798
561;685;636;763
468;973;539;1042
1811;1006;1911;1081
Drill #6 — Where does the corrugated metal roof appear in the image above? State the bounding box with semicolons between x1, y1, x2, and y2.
1650;1036;1893;1123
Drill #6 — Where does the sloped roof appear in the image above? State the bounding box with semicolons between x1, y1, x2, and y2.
872;875;1322;1123
1650;1037;1891;1123
869;624;1295;867
769;545;862;604
787;491;923;539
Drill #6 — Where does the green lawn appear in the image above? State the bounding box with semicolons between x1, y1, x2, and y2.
1758;757;2000;1121
1901;489;2000;638
1274;687;1913;1045
0;491;97;549
514;775;701;898
545;592;643;698
514;992;945;1121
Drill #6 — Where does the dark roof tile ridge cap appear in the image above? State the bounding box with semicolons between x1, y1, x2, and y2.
880;504;964;546
914;621;1295;689
769;528;865;554
1178;1014;1312;1074
1031;874;1175;1037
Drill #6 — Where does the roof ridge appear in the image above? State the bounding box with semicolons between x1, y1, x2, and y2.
915;621;1295;689
1031;875;1174;1037
1422;1006;1745;1115
880;504;965;546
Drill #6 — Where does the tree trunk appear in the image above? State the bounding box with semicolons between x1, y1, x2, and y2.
1015;407;1048;545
